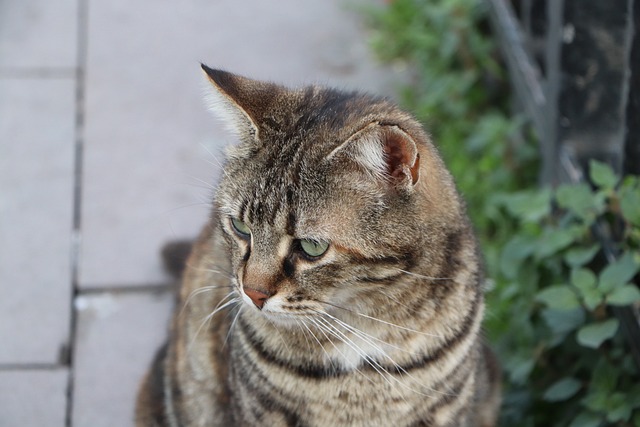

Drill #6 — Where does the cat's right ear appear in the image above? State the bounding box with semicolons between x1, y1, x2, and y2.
201;65;275;140
328;122;421;189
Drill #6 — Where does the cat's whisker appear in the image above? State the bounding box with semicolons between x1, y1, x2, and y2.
201;295;240;335
314;309;419;356
314;310;403;350
188;293;240;350
318;311;455;397
224;305;243;348
265;317;292;354
162;201;213;216
394;268;452;281
186;175;218;191
312;317;408;399
305;317;349;377
294;319;314;355
301;318;365;384
205;263;234;274
311;317;397;387
193;292;237;334
199;142;232;181
306;317;375;386
180;285;235;317
313;316;382;370
298;318;340;375
317;300;445;339
184;264;234;278
315;316;444;399
316;314;404;373
374;289;420;313
183;284;234;299
299;318;331;361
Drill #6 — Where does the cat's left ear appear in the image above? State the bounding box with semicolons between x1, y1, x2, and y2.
331;123;421;187
201;65;276;140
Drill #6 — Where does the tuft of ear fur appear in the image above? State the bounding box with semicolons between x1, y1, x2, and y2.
328;123;421;187
201;65;278;140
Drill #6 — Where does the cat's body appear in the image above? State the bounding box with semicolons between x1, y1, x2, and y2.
136;67;501;427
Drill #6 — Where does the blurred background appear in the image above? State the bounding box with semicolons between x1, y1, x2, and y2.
1;0;640;426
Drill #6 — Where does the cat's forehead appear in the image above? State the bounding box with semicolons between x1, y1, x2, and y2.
259;87;394;146
221;158;331;228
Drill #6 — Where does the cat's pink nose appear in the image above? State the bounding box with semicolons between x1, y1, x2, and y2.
243;287;271;309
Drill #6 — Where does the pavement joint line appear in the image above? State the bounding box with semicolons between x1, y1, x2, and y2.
0;364;67;371
77;284;175;295
66;0;89;425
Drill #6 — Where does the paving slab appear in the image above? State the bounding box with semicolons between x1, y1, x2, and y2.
0;78;74;364
79;0;403;288
71;290;174;427
0;368;68;427
0;0;78;70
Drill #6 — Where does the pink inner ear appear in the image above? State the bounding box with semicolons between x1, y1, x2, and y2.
384;131;420;185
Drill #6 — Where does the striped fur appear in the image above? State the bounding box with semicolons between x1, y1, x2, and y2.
136;68;501;427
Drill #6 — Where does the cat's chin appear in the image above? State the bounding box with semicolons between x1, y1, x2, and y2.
245;308;306;329
261;313;302;328
241;301;313;327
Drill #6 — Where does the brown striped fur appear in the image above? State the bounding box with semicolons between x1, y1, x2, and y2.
135;67;501;427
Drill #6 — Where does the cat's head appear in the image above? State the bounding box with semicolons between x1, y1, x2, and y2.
203;66;468;324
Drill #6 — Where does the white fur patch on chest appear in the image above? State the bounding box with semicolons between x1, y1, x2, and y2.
324;329;393;371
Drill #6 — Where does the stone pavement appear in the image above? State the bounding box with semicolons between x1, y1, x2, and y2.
0;1;403;425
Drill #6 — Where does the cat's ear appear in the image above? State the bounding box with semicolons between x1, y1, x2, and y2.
201;65;276;139
330;123;421;187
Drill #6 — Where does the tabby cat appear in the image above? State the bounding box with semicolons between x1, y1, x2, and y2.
135;66;501;427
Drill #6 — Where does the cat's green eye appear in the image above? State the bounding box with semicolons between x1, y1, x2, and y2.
231;218;251;237
300;239;329;258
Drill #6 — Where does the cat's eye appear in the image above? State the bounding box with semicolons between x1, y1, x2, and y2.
299;239;329;258
231;218;251;237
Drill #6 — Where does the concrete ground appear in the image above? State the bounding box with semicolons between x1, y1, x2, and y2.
0;1;404;425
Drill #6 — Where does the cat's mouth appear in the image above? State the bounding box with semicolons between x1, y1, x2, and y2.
240;291;325;319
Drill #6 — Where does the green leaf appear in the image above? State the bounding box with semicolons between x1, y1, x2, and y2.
620;184;640;226
607;284;640;306
582;287;604;311
536;285;581;310
599;252;639;293
589;160;618;190
629;384;640;409
500;235;535;279
591;358;619;394
606;392;633;422
583;389;610;412
577;319;619;348
541;307;585;335
535;227;580;259
507;357;534;385
571;268;603;310
564;245;600;267
569;412;604;427
556;183;603;220
571;268;597;292
543;377;582;402
502;189;552;223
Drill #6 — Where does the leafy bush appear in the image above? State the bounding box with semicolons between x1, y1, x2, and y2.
487;162;640;426
366;1;640;425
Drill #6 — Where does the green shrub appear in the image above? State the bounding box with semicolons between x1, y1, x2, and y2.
487;162;640;427
366;1;640;425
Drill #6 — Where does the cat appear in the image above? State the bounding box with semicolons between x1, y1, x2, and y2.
135;65;501;427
